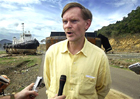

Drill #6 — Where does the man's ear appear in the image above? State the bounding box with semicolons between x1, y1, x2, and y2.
85;19;91;31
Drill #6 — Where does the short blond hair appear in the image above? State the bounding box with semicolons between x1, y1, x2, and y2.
61;2;92;21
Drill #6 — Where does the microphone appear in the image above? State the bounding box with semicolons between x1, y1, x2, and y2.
58;75;66;96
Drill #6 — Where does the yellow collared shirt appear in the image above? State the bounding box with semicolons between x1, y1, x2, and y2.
44;38;111;99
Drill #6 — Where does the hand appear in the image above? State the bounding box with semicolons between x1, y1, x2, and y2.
15;83;38;99
1;75;10;83
0;75;10;93
50;94;66;99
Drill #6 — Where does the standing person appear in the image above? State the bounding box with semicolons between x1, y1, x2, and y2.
44;2;112;99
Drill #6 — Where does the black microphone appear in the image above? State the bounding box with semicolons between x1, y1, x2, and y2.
58;75;66;96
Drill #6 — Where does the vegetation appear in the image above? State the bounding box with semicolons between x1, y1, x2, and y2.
0;55;41;68
0;53;42;94
95;6;140;37
109;57;140;70
0;51;6;54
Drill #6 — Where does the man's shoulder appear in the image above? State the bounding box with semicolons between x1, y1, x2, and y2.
87;41;101;50
87;40;105;55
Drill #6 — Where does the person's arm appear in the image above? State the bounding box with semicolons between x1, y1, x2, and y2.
43;51;51;89
96;54;112;99
0;83;38;99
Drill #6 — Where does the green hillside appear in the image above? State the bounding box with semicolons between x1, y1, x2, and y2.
95;6;140;37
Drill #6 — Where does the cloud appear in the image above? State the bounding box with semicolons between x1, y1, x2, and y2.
46;0;62;3
0;0;140;42
0;3;18;9
106;0;138;7
0;0;42;5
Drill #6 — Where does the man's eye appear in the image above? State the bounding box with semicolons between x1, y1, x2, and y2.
63;21;67;24
72;20;77;23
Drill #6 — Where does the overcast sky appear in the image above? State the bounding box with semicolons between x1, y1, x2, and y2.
0;0;140;42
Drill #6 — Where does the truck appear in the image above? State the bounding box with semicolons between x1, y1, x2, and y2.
46;32;112;53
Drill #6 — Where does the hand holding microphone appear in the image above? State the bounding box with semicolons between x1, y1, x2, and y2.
50;75;66;99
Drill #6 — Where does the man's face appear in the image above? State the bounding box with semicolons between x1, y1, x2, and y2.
62;7;91;42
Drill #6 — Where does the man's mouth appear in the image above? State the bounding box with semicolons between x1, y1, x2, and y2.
67;32;72;34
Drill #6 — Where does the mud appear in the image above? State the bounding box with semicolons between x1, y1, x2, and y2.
0;54;41;95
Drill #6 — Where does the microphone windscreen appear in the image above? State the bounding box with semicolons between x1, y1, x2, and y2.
60;75;66;81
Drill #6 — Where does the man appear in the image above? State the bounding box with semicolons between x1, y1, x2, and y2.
44;2;111;99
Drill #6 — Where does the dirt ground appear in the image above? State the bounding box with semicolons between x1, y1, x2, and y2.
0;53;132;99
0;54;41;95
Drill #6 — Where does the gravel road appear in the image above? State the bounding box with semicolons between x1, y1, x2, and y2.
107;53;140;99
107;53;140;59
36;54;47;99
111;66;140;99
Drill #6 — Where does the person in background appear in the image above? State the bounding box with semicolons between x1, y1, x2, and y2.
0;75;38;99
44;2;112;99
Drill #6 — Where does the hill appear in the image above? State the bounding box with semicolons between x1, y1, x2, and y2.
92;6;140;53
95;6;140;38
108;33;140;53
0;39;12;50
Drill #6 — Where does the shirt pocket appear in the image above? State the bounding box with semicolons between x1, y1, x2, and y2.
79;75;96;95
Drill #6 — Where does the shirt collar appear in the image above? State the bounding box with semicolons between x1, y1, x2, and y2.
80;38;88;57
61;39;69;53
61;38;88;57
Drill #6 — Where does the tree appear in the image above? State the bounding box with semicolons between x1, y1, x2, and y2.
96;6;140;37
